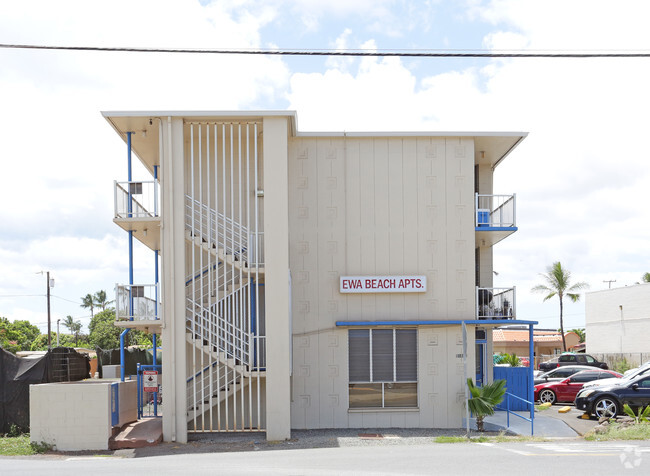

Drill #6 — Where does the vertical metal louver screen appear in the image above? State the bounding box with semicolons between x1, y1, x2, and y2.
395;329;417;381
349;328;417;382
372;329;394;382
348;329;370;381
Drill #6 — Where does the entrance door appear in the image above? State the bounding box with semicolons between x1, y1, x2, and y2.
475;328;487;386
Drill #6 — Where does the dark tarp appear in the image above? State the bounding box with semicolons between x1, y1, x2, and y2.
0;347;91;433
95;347;162;378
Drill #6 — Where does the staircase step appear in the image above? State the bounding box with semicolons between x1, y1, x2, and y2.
109;418;162;450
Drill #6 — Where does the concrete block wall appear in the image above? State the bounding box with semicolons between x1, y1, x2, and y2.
30;380;137;451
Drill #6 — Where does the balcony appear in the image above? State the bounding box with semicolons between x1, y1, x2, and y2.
477;286;516;320
475;193;517;246
115;284;161;331
113;180;161;250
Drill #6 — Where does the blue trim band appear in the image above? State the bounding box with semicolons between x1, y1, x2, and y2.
335;319;538;326
475;226;518;232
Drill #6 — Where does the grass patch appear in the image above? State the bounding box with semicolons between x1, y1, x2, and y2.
0;435;50;456
434;432;546;444
585;422;650;441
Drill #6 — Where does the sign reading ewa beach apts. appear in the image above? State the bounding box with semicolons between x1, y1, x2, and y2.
340;276;427;293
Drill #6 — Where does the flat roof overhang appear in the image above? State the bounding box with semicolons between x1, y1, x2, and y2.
102;110;527;174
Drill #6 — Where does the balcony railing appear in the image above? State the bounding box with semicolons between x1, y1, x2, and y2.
477;286;516;320
116;284;159;321
476;194;516;228
114;180;159;219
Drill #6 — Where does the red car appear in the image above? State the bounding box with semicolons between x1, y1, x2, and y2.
535;369;622;405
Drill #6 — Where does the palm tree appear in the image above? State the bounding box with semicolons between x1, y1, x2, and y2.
71;321;82;346
62;315;82;346
642;273;650;283
93;290;112;311
62;315;76;334
467;378;506;432
81;293;95;318
532;262;589;352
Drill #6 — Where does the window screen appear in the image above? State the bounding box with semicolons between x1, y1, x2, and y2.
348;328;417;408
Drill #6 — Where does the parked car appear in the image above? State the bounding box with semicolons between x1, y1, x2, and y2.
581;364;650;390
538;353;608;372
534;365;595;385
575;373;650;418
623;361;650;377
535;369;622;405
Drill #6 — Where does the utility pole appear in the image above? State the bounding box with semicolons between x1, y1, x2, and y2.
56;318;60;347
46;271;52;350
603;279;616;289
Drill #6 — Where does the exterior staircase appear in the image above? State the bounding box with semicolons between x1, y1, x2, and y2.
184;195;265;432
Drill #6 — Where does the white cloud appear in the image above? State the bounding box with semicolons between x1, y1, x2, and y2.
286;2;650;328
0;0;289;325
2;0;650;335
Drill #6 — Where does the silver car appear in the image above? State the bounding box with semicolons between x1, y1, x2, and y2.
534;365;595;386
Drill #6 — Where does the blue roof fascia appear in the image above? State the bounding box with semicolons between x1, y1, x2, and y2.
335;319;538;327
474;226;518;232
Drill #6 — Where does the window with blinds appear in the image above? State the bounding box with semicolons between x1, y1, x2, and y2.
348;328;417;408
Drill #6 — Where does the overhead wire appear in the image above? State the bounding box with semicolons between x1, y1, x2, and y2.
1;43;650;58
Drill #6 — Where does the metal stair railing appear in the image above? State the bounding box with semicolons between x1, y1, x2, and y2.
184;194;249;263
186;282;252;368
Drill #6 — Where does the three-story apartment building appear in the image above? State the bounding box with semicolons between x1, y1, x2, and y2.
104;110;527;442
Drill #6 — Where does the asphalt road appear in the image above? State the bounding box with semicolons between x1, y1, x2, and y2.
3;440;650;475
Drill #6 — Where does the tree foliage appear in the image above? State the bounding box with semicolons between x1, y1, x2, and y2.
88;309;153;350
467;378;506;432
642;273;650;284
532;261;589;352
93;290;112;311
569;328;586;343
80;293;95;318
0;317;41;353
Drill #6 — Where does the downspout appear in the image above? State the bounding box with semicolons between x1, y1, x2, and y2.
121;131;134;382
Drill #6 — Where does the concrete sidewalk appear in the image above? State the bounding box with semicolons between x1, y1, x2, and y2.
477;407;596;438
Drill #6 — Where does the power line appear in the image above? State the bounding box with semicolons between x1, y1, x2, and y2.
2;43;650;58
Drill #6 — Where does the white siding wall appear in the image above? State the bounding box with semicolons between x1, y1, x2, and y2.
586;284;650;354
288;136;476;429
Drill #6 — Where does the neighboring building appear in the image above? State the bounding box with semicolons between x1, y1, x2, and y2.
585;284;650;355
493;329;581;366
103;111;531;442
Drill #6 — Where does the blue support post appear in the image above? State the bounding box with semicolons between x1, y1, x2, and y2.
529;323;535;435
120;328;129;382
121;132;134;383
251;278;257;368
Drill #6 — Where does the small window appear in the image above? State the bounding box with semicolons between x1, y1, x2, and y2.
571;372;597;383
555;369;575;378
637;378;650;389
584;355;595;363
560;355;577;363
348;328;417;408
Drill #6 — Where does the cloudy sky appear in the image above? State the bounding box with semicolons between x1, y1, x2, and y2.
1;0;649;336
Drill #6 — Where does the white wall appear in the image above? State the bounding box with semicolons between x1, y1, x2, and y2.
30;381;137;451
288;135;477;429
586;284;650;354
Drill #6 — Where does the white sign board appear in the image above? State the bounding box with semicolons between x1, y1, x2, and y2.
340;276;427;293
143;370;158;392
